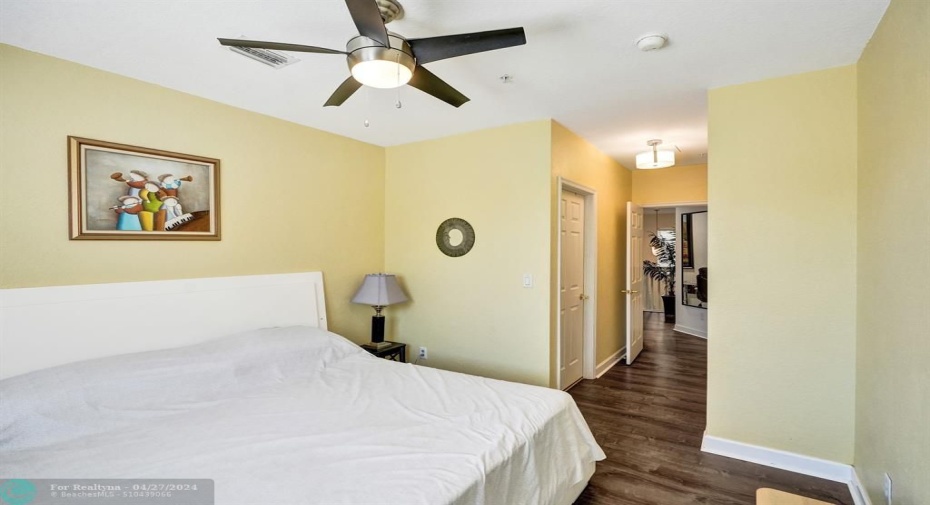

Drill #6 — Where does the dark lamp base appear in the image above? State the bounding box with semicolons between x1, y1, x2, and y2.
371;314;386;343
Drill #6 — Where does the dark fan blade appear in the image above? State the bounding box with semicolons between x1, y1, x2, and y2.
344;0;390;47
407;66;469;108
218;38;345;55
408;27;526;64
324;77;363;107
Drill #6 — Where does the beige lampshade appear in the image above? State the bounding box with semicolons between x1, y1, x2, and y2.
351;273;409;307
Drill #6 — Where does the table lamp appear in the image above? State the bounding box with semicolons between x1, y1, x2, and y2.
351;273;409;349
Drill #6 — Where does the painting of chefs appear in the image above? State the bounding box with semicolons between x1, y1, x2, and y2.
70;137;219;240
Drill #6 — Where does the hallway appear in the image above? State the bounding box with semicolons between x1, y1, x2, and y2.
570;313;852;504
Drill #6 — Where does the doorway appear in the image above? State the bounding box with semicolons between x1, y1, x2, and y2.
642;208;677;315
627;203;709;352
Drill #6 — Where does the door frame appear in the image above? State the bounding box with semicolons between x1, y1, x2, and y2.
640;203;686;316
640;202;709;338
556;177;598;389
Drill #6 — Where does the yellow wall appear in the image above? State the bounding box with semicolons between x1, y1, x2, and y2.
0;47;631;391
632;164;708;205
550;122;632;385
855;0;930;501
384;121;553;386
0;45;385;340
707;66;858;462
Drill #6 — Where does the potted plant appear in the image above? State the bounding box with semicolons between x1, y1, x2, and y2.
643;233;676;322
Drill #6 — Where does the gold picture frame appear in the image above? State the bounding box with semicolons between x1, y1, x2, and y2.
68;137;221;240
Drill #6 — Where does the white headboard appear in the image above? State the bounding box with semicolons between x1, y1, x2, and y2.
0;272;327;379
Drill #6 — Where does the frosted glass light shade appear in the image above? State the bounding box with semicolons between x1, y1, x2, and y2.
636;149;675;169
351;60;412;89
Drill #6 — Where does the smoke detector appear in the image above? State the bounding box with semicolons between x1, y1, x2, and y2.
636;34;668;52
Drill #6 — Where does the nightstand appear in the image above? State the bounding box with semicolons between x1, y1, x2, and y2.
361;341;406;362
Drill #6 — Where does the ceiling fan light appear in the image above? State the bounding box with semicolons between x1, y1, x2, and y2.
351;60;413;89
636;149;675;169
346;35;416;90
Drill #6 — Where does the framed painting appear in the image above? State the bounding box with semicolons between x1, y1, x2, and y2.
680;212;693;269
68;137;221;240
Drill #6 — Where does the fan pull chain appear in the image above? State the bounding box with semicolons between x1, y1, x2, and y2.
364;87;372;128
395;52;403;109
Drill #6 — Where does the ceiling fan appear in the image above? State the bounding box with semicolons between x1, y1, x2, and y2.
218;0;526;108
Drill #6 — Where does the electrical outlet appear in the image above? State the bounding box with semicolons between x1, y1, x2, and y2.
883;473;892;504
418;347;428;360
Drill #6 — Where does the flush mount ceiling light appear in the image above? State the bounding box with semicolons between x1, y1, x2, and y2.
636;139;675;169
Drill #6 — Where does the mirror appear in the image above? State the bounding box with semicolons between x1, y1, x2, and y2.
448;228;464;246
681;211;707;309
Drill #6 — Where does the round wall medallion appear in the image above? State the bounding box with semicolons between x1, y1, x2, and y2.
436;218;475;257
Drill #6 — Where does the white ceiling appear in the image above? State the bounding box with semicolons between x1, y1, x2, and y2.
0;0;888;168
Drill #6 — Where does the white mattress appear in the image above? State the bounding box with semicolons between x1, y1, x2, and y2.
0;326;605;505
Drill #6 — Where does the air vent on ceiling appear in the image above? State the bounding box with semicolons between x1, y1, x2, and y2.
228;45;299;69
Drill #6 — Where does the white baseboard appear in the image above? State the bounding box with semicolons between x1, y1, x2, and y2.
701;433;852;483
595;347;624;378
702;434;873;504
848;466;872;505
673;324;707;338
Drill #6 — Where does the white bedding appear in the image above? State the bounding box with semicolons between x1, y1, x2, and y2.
0;327;605;505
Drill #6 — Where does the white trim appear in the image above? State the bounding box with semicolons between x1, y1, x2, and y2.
848;467;872;505
595;347;624;378
641;201;708;209
556;177;598;389
673;324;707;339
0;272;328;379
701;433;852;483
560;179;597;196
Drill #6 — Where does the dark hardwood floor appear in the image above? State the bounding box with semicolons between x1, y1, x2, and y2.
570;313;852;505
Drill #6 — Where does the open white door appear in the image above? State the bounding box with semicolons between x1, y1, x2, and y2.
625;202;645;364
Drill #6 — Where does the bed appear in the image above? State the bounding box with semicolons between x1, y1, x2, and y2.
0;273;605;505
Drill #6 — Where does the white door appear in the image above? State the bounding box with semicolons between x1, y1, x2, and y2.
625;202;645;364
560;190;585;388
